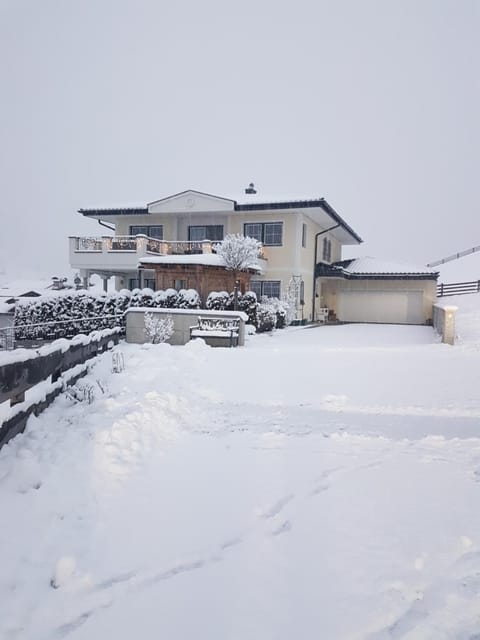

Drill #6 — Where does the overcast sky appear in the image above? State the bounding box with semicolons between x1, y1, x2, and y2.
0;0;478;278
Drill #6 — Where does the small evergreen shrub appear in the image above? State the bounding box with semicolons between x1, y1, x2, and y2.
176;289;201;309
206;291;230;311
256;303;277;333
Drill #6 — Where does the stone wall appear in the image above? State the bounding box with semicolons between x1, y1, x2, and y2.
126;308;247;347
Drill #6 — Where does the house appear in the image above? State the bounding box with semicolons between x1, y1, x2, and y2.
70;187;438;324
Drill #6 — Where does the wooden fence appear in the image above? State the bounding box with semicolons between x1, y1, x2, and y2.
0;329;122;448
437;280;480;298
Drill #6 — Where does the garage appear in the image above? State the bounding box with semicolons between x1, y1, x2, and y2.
336;290;425;324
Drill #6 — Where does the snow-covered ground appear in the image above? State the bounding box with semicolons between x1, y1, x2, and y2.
1;296;480;639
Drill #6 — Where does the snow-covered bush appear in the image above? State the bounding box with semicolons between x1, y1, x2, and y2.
154;288;178;308
144;312;174;344
14;287;202;340
256;303;277;333
238;291;258;326
176;289;201;309
206;291;230;311
261;296;290;329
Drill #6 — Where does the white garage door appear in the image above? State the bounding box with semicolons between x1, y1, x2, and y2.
337;290;424;324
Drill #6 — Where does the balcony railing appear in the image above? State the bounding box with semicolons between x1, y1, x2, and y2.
72;235;215;255
72;235;267;258
70;235;267;276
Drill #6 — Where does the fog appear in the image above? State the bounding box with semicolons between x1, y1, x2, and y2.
0;0;478;278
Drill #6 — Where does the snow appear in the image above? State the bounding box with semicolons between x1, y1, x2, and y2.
0;328;121;367
140;253;262;271
126;307;249;321
1;297;480;638
141;253;227;266
436;250;480;283
342;256;438;276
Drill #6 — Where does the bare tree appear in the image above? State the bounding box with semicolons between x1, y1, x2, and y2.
214;234;262;309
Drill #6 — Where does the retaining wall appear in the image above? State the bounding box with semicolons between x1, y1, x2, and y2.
126;308;247;347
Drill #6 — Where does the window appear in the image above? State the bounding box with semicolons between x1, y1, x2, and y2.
302;223;307;248
188;225;223;242
128;278;139;290
144;278;156;290
322;237;332;262
130;277;155;290
244;222;283;246
250;280;281;299
174;279;186;291
130;225;163;239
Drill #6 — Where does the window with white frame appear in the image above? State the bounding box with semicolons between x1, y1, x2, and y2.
130;225;163;239
244;222;283;246
250;280;281;299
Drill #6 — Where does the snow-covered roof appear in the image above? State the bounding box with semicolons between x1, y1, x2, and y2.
78;189;363;245
231;194;325;205
140;254;262;271
341;257;438;276
78;202;148;212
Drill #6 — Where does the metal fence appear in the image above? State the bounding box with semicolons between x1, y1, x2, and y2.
0;327;14;351
437;280;480;298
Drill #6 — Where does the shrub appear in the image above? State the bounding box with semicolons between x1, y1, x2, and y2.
206;291;230;311
238;291;258;326
256;303;277;333
13;287;201;340
176;289;201;309
144;312;174;344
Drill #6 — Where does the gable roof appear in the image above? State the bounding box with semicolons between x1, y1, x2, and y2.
147;189;236;207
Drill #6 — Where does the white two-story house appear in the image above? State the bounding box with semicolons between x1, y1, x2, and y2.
70;187;438;324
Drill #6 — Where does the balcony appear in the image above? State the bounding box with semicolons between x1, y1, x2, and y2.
69;235;267;275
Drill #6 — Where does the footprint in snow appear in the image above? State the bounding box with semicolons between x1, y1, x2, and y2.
271;520;292;536
260;494;294;519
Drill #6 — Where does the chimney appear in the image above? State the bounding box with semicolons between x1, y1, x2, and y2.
244;182;257;195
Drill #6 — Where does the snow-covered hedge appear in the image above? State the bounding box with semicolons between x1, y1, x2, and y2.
14;287;292;340
14;288;201;339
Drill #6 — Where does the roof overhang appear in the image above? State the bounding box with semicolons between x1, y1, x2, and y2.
234;198;362;245
77;193;363;244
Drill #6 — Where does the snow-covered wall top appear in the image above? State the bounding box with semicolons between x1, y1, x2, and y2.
0;328;121;367
125;307;249;321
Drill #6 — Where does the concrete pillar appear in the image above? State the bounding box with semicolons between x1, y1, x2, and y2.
443;306;457;345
